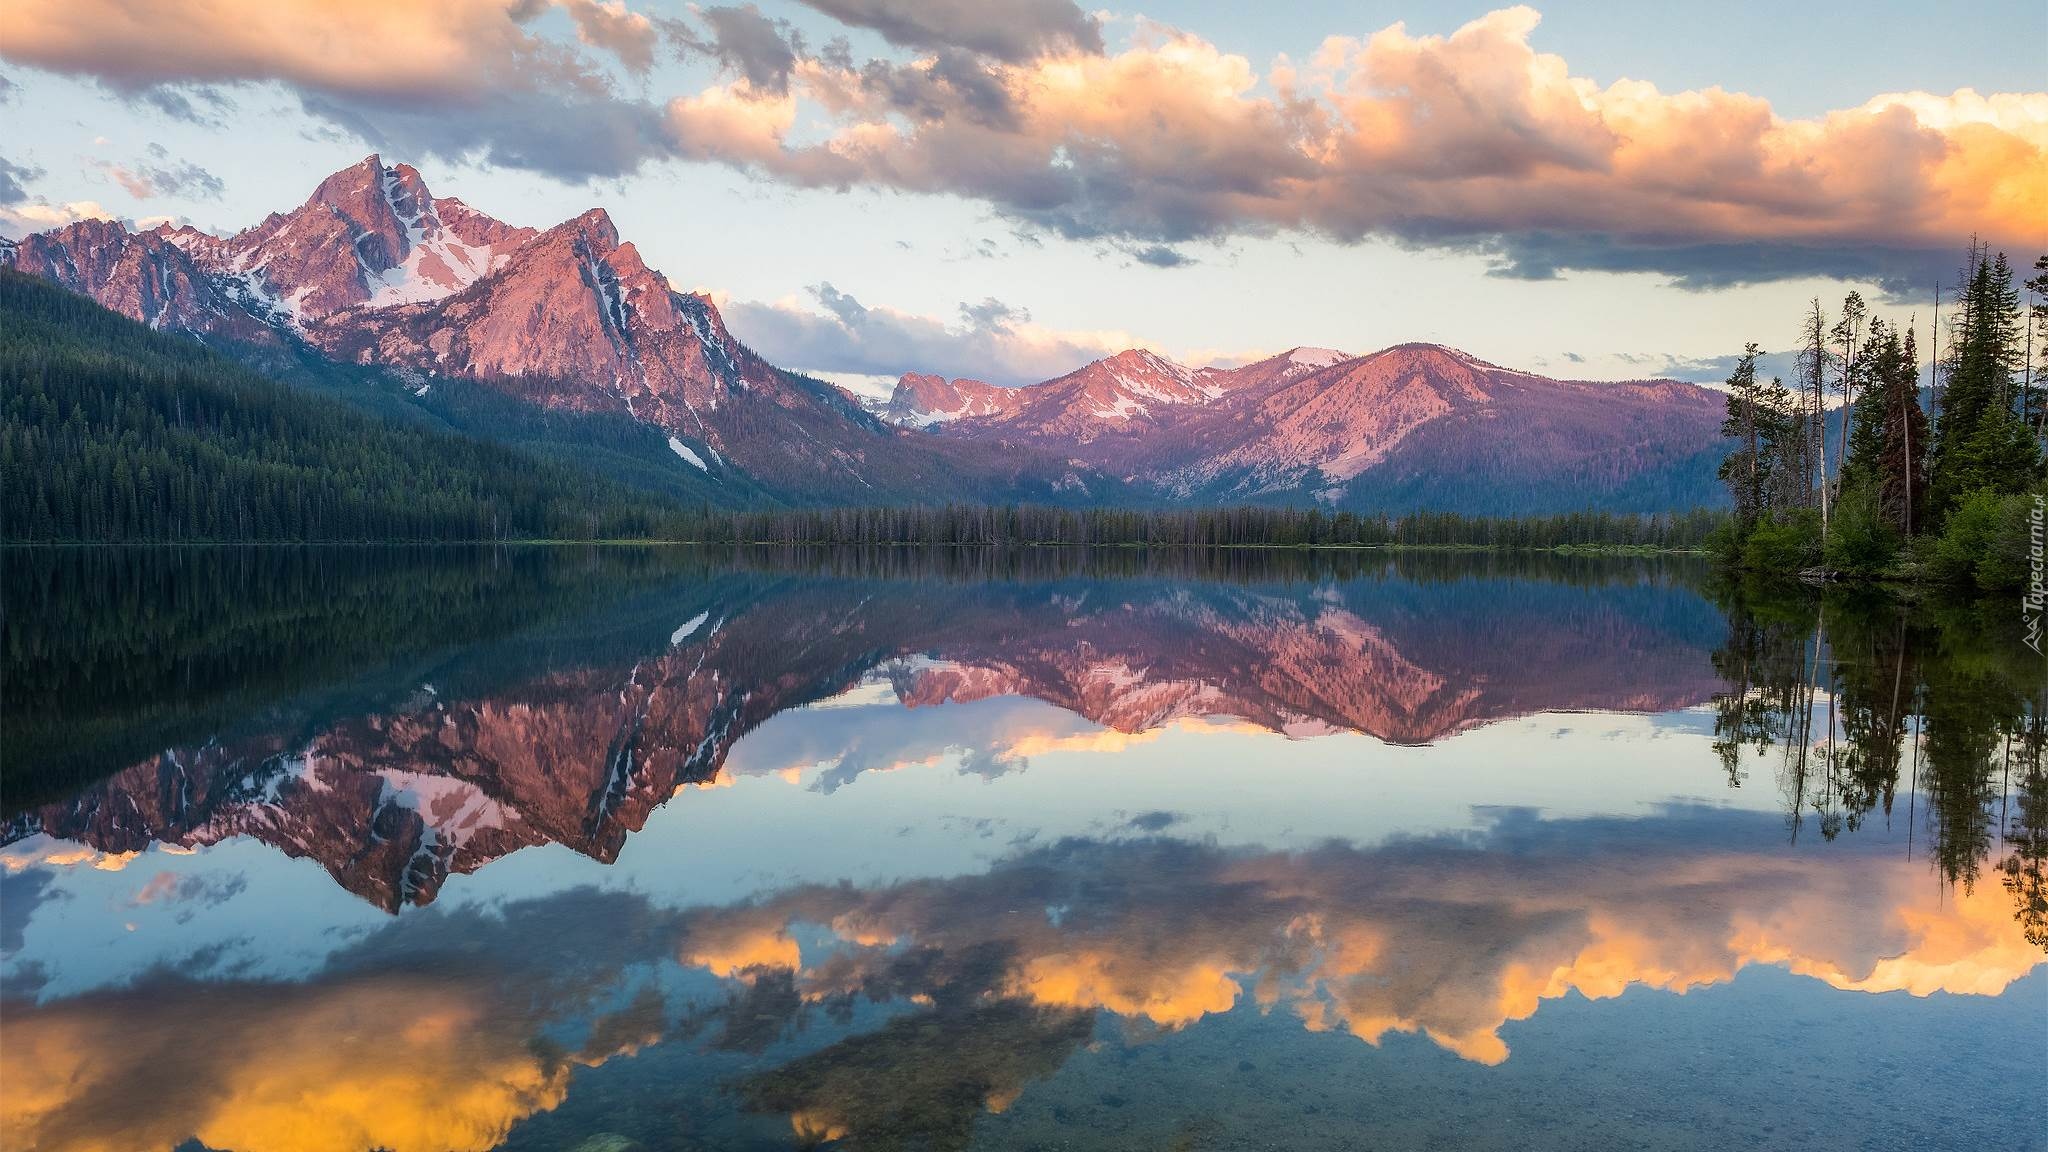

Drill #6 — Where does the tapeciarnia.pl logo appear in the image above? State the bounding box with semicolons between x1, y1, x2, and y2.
2027;495;2045;656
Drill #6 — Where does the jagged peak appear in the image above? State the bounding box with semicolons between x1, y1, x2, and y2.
543;207;619;250
306;154;391;206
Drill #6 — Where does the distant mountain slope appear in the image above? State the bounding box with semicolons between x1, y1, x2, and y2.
4;156;1109;507
889;344;1727;515
0;269;693;541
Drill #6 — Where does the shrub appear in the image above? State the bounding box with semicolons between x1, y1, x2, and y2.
1823;485;1901;577
1931;488;2039;588
1743;510;1823;573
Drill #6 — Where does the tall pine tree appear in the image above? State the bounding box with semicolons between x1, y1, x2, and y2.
1929;245;2038;519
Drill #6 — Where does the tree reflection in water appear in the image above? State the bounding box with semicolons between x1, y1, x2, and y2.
1709;578;2048;946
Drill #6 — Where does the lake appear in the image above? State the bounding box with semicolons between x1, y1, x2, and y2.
2;546;2042;1152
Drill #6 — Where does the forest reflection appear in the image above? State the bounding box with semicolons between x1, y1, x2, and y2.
1709;580;2047;947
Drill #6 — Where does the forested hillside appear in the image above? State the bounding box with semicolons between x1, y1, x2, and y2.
0;270;692;541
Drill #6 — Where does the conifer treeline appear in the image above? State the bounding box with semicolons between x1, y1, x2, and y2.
674;503;1722;550
0;270;679;542
1714;243;2047;586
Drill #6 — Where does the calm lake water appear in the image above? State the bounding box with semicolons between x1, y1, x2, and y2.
2;546;2042;1152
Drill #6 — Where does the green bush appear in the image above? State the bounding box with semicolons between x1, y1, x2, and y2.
1823;486;1901;577
1743;510;1823;573
1705;516;1749;566
1931;488;2039;588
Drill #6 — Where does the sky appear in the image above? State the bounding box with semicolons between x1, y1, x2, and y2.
2;1;2043;390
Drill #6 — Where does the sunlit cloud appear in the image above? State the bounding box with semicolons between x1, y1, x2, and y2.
2;0;672;180
663;7;2046;289
0;197;121;239
5;4;2035;284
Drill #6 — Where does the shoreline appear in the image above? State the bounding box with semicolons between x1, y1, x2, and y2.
0;539;1711;557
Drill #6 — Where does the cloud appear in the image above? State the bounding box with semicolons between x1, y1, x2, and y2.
1609;347;1807;387
4;4;2040;283
797;0;1103;62
0;890;677;1152
722;281;1143;385
0;868;63;954
93;148;225;200
136;83;236;125
559;0;658;73
662;7;2047;288
1;0;673;180
0;198;120;239
665;4;805;96
0;155;43;204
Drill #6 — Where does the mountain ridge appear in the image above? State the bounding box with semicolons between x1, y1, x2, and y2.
884;342;1726;513
3;155;1728;514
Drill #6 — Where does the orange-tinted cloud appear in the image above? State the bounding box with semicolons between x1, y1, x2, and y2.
2;0;669;179
4;0;558;100
667;7;2047;286
7;4;2034;280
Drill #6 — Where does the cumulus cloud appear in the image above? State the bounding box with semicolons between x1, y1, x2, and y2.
679;808;2040;1070
666;7;2047;289
723;282;1145;385
0;198;120;240
560;0;659;73
1;891;675;1152
1;0;673;180
4;3;2039;284
798;0;1103;62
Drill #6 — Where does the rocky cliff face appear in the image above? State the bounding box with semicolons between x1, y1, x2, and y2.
6;218;279;343
883;373;1018;425
154;157;539;327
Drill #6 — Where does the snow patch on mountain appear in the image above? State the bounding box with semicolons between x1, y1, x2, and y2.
1286;347;1349;369
669;436;708;471
361;167;507;308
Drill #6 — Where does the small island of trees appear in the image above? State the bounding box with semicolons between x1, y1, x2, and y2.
1712;243;2047;588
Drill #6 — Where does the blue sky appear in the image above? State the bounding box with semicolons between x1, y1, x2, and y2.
2;1;2042;389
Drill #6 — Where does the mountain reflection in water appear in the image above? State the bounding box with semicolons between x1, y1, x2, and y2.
0;546;2041;1152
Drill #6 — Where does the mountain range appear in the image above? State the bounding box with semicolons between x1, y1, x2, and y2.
2;156;1727;513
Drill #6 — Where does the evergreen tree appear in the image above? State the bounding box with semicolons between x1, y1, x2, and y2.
1717;344;1797;525
1828;291;1867;506
1929;245;2038;519
1840;321;1929;538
